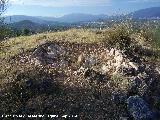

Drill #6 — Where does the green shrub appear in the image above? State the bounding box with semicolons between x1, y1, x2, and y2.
0;19;10;40
21;28;31;36
103;23;132;50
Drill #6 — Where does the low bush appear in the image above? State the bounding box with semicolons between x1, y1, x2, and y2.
103;23;132;50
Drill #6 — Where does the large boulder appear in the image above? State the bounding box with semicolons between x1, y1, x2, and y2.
32;46;48;58
127;95;154;120
32;46;48;64
31;43;68;65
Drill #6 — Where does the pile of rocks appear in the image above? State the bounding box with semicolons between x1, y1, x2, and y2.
100;48;142;76
23;42;160;119
75;47;160;119
76;47;144;77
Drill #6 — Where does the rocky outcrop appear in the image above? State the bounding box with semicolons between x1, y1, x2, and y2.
16;41;160;119
30;43;68;66
100;48;143;76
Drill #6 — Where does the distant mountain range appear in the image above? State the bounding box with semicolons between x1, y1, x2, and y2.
3;6;160;32
5;15;56;24
9;20;72;33
4;7;160;24
130;7;160;19
4;13;109;24
10;20;46;32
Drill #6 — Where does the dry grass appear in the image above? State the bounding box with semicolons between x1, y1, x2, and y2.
0;41;129;119
0;26;160;119
0;29;105;59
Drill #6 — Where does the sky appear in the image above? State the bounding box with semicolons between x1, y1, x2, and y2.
4;0;160;17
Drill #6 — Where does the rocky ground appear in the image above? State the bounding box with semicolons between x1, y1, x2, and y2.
0;40;160;120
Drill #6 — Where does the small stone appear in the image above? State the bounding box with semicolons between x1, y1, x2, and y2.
123;67;137;76
111;91;127;104
138;64;146;73
109;48;115;56
129;62;139;71
48;43;66;57
101;64;109;74
119;117;128;120
128;77;142;96
24;78;33;87
85;55;97;67
127;95;153;120
114;49;122;57
31;46;48;64
77;53;85;65
84;69;107;83
156;67;160;74
16;73;33;87
130;55;142;63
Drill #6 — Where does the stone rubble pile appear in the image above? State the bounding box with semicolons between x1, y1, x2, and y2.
23;42;160;120
100;48;141;76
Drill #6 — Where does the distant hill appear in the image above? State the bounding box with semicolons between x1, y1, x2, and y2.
4;7;160;25
56;13;108;23
10;20;44;32
130;7;160;19
4;14;109;24
4;15;50;24
10;20;71;33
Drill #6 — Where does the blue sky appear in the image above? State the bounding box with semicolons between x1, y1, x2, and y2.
4;0;160;17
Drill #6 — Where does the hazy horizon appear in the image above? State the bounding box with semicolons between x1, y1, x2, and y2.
4;0;160;17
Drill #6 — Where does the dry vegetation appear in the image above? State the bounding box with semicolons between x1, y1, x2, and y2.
0;24;160;119
0;29;105;59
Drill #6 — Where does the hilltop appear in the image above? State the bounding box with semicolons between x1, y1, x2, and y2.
0;26;160;119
